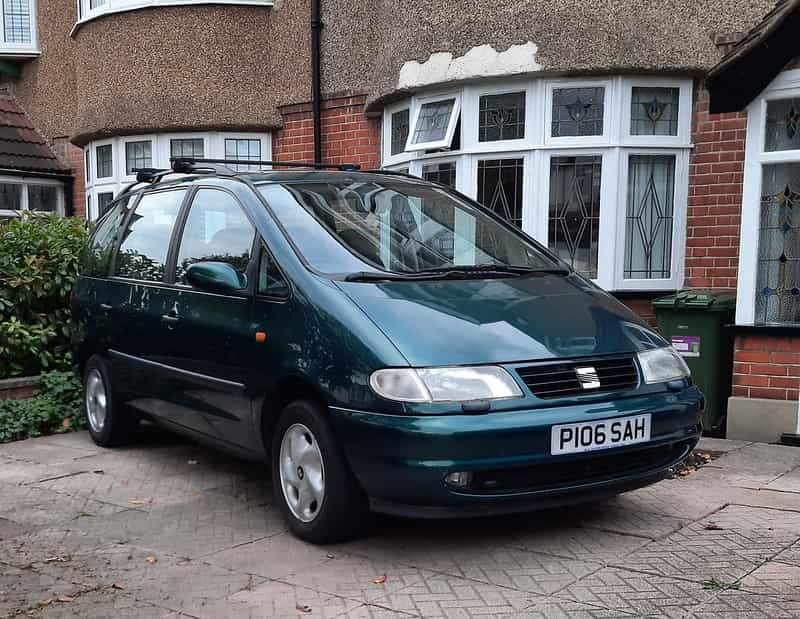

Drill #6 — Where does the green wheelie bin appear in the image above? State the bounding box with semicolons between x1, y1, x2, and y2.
652;291;736;437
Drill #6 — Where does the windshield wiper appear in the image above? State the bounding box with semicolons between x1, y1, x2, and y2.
343;264;570;283
418;264;570;276
343;271;424;282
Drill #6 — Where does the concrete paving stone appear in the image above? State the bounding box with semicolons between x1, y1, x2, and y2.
514;595;638;618
0;438;97;466
557;566;715;618
0;456;87;486
369;571;538;618
206;476;273;505
692;590;800;618
696;437;752;454
766;467;800;494
603;478;730;521
775;542;800;567
576;501;689;539
68;492;286;559
33;432;104;455
339;603;419;618
737;561;800;600
0;565;82;618
0;483;127;528
180;579;364;619
508;524;650;564
706;443;800;489
205;532;332;579
0;526;111;568
0;516;34;542
31;589;166;619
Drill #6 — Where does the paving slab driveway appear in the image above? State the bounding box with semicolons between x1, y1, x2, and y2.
1;429;799;618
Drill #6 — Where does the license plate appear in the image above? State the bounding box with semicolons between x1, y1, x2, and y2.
551;414;652;455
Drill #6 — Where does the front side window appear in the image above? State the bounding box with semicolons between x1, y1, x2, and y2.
125;140;152;175
258;177;557;276
258;247;289;297
115;189;185;281
175;189;255;283
83;195;133;277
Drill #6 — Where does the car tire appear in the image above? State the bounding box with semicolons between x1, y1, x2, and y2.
272;398;369;544
83;355;138;447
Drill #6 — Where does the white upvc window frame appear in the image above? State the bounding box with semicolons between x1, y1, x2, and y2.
382;75;693;292
162;132;208;162
93;138;115;180
736;68;800;325
405;91;462;152
0;176;65;217
382;101;415;167
0;0;39;57
121;134;156;180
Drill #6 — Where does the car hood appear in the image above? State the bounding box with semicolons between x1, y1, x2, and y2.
335;273;667;367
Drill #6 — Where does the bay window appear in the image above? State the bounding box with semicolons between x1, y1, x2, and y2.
382;76;692;291
738;69;800;325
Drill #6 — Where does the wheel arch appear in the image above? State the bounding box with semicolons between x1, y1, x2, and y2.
258;374;329;457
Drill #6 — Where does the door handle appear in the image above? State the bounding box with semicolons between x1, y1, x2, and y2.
161;307;179;329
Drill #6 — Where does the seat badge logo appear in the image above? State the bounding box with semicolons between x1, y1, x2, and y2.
575;366;601;390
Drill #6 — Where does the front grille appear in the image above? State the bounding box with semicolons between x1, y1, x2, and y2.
517;357;639;399
466;440;692;494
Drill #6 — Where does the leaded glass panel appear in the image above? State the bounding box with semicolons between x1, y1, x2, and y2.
411;99;456;145
0;183;21;211
4;0;31;44
422;162;456;188
96;144;113;178
551;87;604;137
391;109;409;155
756;163;800;324
225;138;261;171
765;99;800;152
479;92;526;142
624;155;675;279
28;185;58;212
170;138;204;159
631;87;679;136
548;156;602;278
476;159;524;228
125;141;152;175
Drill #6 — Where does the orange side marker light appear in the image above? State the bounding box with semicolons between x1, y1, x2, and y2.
255;331;267;343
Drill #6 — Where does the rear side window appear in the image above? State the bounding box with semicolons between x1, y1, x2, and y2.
115;189;186;281
82;195;134;277
175;188;256;283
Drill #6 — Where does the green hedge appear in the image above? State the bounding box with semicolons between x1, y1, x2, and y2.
0;214;89;378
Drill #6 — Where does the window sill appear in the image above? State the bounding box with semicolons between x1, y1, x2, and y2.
71;0;273;36
729;323;800;336
0;48;40;58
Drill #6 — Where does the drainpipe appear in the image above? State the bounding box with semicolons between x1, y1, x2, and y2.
311;0;323;163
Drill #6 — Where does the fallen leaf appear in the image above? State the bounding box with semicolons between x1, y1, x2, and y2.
61;418;71;429
36;599;53;607
145;556;158;564
296;604;312;613
56;596;74;603
373;574;387;584
128;499;152;505
704;522;724;531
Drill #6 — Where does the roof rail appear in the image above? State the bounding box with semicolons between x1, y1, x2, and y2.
170;157;361;172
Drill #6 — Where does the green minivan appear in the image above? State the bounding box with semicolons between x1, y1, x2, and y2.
72;159;703;543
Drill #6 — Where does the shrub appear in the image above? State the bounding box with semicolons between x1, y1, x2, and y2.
0;370;85;443
0;214;89;378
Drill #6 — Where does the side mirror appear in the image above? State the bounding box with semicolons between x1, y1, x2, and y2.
185;261;247;294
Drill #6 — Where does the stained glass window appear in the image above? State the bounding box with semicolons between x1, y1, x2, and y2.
96;144;113;178
479;92;526;142
170;138;204;159
4;0;31;44
631;87;679;136
624;155;675;279
476;159;524;228
552;87;604;137
125;141;152;175
765;99;800;152
390;109;409;155
225;138;261;171
756;163;800;324
422;162;456;188
548;156;602;278
410;99;456;146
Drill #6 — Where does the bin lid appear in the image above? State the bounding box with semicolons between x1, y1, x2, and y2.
652;290;737;312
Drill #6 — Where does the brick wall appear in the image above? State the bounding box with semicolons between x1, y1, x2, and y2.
274;95;380;169
616;296;658;327
52;137;85;218
685;84;746;290
732;334;800;401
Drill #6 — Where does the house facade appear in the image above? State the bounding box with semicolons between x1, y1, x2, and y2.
1;0;797;440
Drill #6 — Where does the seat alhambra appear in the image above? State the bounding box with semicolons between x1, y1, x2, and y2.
72;158;703;543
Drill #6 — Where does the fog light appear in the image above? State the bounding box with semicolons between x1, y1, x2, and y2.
444;471;473;489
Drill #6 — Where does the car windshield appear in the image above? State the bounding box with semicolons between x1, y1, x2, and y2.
257;175;560;277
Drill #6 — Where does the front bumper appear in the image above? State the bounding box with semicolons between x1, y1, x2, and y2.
329;386;703;518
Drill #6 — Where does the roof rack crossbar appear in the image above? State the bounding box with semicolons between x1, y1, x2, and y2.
170;157;361;172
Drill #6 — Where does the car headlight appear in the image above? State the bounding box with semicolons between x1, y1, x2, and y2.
369;366;523;403
637;346;691;384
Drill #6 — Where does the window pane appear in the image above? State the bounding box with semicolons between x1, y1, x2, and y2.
476;158;524;228
390;109;410;155
97;192;114;217
83;196;133;277
125;141;152;175
756;164;800;324
479;92;526;142
170;138;204;159
551;87;604;137
765;99;800;152
89;0;106;8
85;148;91;182
631;87;679;136
28;185;59;212
175;188;255;282
411;99;455;145
624;155;675;279
0;183;21;210
422;162;456;188
548;155;602;278
4;0;32;43
224;138;261;172
258;247;289;297
96;144;113;178
116;189;185;281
